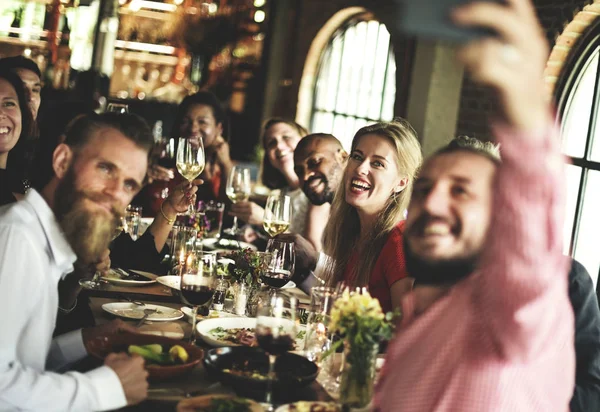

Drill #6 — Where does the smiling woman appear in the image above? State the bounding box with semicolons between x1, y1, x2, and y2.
321;119;422;313
0;69;34;206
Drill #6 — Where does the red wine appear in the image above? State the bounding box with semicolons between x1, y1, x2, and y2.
181;285;215;306
257;333;295;356
261;269;291;288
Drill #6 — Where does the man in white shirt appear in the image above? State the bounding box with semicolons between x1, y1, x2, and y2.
0;112;152;411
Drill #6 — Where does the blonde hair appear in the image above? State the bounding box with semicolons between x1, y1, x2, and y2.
322;119;422;288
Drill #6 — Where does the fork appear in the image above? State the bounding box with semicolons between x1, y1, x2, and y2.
136;308;157;327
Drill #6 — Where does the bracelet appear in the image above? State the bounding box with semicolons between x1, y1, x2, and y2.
58;298;78;314
160;202;176;225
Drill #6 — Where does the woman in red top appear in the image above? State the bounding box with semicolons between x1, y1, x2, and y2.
321;120;422;313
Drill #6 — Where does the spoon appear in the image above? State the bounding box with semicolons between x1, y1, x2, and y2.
136;308;157;327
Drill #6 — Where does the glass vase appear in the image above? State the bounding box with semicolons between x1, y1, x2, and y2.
339;340;378;409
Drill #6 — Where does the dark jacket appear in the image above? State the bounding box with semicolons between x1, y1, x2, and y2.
569;259;600;412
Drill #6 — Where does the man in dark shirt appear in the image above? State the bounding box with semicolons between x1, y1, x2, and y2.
568;259;600;412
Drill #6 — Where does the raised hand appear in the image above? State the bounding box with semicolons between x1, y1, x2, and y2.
229;201;265;225
452;0;551;134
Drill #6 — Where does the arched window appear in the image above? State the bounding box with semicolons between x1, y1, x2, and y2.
310;14;395;149
557;21;600;287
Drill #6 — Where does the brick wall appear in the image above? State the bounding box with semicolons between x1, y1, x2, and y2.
455;0;589;139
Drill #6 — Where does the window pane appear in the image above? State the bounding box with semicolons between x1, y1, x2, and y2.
324;36;344;112
564;164;582;255
573;169;600;288
381;53;396;121
314;47;332;111
368;25;390;120
561;49;598;159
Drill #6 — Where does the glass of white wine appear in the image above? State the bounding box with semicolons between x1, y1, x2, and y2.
225;166;251;235
263;194;292;237
176;137;205;215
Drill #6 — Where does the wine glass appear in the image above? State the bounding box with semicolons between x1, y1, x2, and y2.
79;218;125;289
255;290;297;410
176;137;205;215
225;166;251;235
106;103;129;113
263;194;292;237
262;238;295;290
180;251;217;343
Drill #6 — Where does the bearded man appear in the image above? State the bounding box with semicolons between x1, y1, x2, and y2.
0;113;152;410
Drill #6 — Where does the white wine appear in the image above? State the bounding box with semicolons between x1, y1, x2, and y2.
227;190;250;204
177;162;204;181
263;220;290;237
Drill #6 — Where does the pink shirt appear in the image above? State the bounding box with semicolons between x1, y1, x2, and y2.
375;124;575;411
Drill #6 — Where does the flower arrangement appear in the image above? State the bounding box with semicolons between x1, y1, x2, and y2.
328;289;398;409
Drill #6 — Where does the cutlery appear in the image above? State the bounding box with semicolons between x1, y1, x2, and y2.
119;294;145;306
136;308;157;327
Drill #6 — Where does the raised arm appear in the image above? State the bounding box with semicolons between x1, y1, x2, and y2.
454;0;571;358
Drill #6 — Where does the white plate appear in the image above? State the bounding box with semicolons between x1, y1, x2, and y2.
196;317;305;349
275;402;340;412
101;302;184;321
180;306;239;323
157;275;180;290
201;238;257;251
100;269;157;286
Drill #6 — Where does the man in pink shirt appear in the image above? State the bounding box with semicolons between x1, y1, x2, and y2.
375;0;575;410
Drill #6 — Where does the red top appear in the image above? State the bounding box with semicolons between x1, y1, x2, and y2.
375;124;574;411
341;220;408;313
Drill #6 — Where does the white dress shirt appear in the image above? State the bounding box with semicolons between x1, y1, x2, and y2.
0;190;127;411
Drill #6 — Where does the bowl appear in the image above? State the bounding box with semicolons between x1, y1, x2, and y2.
87;332;203;381
203;346;319;396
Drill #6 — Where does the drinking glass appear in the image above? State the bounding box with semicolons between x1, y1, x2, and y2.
304;286;335;366
106;103;129;113
225;166;251;235
180;251;217;343
255;290;297;410
263;194;292;237
124;205;142;240
262;239;295;290
79;218;124;289
198;200;225;238
176;137;205;215
169;226;198;274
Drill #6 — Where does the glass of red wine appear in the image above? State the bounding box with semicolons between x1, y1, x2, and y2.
180;251;217;343
255;290;297;410
262;239;295;291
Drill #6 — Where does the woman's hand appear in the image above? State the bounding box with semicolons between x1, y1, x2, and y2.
229;201;265;225
163;178;203;216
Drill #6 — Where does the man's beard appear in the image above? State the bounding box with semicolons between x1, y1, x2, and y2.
303;175;335;205
403;237;479;286
54;168;121;265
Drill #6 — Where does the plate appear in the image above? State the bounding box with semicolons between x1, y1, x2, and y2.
180;306;239;323
202;238;257;252
87;331;202;381
196;317;306;349
102;302;184;321
177;394;262;412
275;402;341;412
157;275;181;290
203;347;318;397
101;269;157;286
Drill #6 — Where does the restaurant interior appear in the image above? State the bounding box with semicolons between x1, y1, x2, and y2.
1;0;600;410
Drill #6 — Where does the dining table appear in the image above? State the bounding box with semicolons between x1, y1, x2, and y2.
82;276;333;412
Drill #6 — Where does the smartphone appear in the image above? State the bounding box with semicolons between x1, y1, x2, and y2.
394;0;506;43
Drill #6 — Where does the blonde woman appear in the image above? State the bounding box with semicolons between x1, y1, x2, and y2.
322;119;422;312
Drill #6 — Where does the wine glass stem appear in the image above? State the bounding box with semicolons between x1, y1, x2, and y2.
265;354;276;407
231;216;239;233
190;305;199;343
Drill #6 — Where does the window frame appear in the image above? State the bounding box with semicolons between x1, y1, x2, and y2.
309;12;396;144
